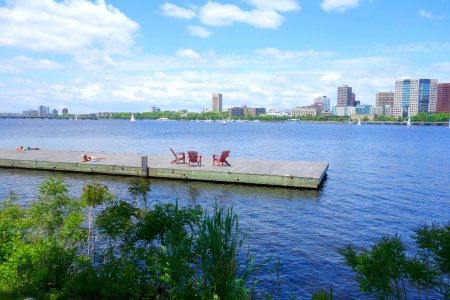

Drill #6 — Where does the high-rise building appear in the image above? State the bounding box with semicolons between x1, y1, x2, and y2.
376;92;394;107
314;96;331;111
62;108;69;115
437;83;450;113
38;105;50;117
393;79;438;117
52;109;58;116
337;85;352;107
212;93;222;112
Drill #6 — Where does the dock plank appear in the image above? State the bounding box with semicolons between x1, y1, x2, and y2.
0;148;328;189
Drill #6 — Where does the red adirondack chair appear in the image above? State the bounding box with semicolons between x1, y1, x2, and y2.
213;150;231;166
188;151;202;166
170;148;185;164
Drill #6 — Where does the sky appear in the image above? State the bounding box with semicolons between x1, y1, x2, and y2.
0;0;449;114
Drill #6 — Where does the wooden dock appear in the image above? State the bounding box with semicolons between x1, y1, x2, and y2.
0;148;328;189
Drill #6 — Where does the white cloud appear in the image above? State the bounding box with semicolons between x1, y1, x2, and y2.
176;48;201;59
0;56;64;73
187;25;213;38
248;0;300;12
319;73;341;82
161;0;300;30
320;0;359;13
0;0;139;54
418;9;443;20
255;48;333;60
159;2;196;19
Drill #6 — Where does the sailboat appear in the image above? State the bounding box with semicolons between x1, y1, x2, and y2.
357;118;361;126
130;114;136;122
406;116;411;127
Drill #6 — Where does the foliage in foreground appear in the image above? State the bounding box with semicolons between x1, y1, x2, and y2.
0;178;261;299
340;224;450;299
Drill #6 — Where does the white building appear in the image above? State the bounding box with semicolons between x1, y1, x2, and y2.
393;79;438;117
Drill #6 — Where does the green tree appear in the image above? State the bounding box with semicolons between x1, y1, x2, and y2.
340;234;408;299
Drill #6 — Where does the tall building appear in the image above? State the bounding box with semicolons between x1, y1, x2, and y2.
62;108;69;115
437;83;450;113
376;92;394;107
337;85;352;107
38;105;50;117
393;79;438;117
314;96;331;111
212;93;222;112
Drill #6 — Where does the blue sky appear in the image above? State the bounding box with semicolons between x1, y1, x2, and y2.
0;0;449;113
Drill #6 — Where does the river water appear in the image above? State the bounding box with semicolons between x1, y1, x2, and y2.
0;119;449;298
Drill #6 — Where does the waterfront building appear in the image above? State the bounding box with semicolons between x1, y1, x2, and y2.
152;106;160;112
355;104;372;115
248;107;266;116
228;107;244;117
314;96;331;111
62;108;69;115
22;110;38;117
393;79;438;117
334;106;356;117
337;85;353;107
437;83;450;113
292;106;320;116
212;93;222;112
52;109;58;116
352;93;356;107
38;105;50;117
376;92;394;108
371;105;391;116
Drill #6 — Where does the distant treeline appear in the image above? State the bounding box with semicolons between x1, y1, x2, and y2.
106;111;450;123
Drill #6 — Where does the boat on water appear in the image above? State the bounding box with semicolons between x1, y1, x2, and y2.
407;117;411;126
357;118;361;125
130;114;136;122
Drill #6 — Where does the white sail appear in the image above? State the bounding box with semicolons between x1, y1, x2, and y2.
407;117;411;126
130;114;136;122
357;118;361;125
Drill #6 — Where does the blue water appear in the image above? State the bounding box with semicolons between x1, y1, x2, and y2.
1;119;449;298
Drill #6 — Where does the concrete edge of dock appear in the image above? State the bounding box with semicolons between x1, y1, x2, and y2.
0;155;329;189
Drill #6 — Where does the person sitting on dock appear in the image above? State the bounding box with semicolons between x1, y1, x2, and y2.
81;154;92;162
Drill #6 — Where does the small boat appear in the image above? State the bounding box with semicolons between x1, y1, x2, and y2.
357;118;361;126
406;117;411;127
130;114;136;122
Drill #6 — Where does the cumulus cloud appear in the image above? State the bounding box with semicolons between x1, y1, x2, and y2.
159;2;196;19
320;0;359;13
0;56;63;73
0;0;139;54
187;25;213;38
176;48;201;59
160;0;300;30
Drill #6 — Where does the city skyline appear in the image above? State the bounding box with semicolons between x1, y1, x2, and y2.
0;0;449;113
